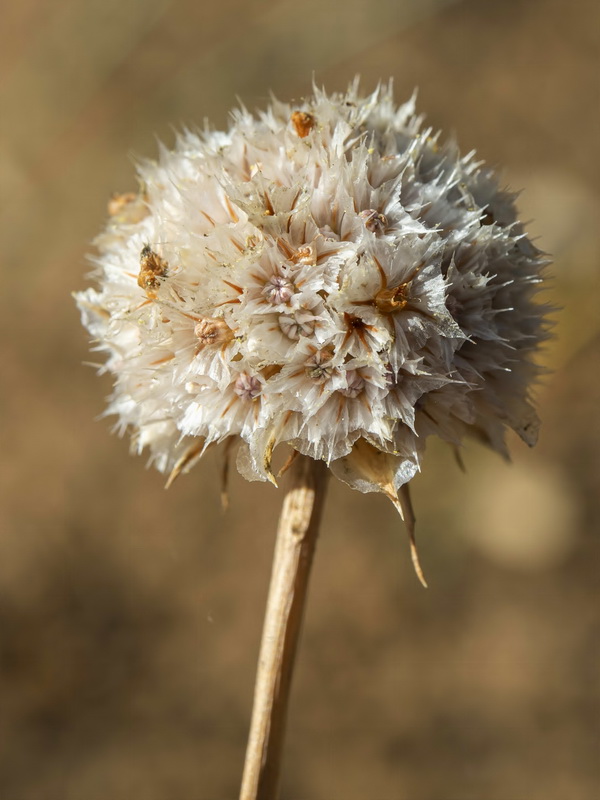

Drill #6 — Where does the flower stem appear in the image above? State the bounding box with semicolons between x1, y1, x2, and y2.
239;455;329;799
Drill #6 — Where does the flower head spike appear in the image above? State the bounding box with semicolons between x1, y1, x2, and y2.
75;80;550;584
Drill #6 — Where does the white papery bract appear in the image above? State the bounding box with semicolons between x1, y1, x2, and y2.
76;79;549;520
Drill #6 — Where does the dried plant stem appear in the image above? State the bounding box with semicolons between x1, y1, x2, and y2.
240;455;329;800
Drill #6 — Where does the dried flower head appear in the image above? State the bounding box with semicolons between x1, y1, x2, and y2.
76;80;549;579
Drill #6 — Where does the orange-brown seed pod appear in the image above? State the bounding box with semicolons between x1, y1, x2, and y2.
137;245;169;298
291;110;315;138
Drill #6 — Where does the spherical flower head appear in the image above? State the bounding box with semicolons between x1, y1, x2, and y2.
75;79;550;539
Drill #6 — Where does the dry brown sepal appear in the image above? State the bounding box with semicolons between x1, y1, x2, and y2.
334;438;427;587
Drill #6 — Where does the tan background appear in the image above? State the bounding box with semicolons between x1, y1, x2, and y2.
1;1;599;798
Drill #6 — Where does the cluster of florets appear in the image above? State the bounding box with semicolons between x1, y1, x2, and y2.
76;80;548;513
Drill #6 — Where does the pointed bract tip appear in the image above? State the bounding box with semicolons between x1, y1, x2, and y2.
165;438;207;489
410;538;428;588
220;489;230;512
165;467;180;490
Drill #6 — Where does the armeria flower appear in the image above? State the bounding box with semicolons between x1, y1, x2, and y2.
75;79;550;581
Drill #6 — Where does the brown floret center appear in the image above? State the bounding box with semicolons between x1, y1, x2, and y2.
374;284;409;313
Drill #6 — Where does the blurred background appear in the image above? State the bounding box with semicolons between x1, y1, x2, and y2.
1;0;598;798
